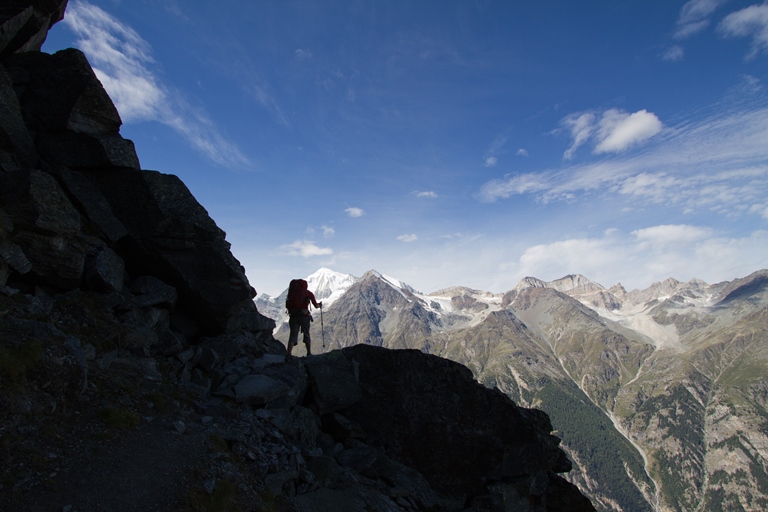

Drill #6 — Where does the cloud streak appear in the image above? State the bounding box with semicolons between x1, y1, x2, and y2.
675;0;726;39
63;0;250;169
506;226;768;292
479;104;768;217
282;240;333;257
719;3;768;59
345;207;365;217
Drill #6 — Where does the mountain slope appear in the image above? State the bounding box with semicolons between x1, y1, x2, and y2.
275;268;768;511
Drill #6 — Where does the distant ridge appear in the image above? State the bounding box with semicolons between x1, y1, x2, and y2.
265;266;768;512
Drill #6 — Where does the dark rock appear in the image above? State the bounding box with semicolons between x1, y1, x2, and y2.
77;168;255;333
259;361;307;409
5;49;121;134
0;237;33;275
36;131;140;170
4;48;140;169
304;350;362;415
545;474;596;512
0;0;68;59
55;167;128;242
0;62;37;169
129;275;177;308
84;246;124;292
11;229;85;287
0;168;80;235
338;345;568;500
322;413;365;441
234;374;290;406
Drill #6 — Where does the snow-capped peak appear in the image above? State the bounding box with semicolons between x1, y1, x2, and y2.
306;268;358;307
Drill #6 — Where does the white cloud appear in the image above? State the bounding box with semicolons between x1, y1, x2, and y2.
631;224;712;246
415;191;438;198
516;148;529;157
322;225;335;238
484;156;498;167
282;240;333;257
595;109;663;154
562;109;662;158
507;227;768;292
478;105;768;214
397;234;418;242
719;3;768;59
478;173;550;202
662;45;685;61
345;207;365;217
563;112;595;159
63;0;250;169
675;0;726;39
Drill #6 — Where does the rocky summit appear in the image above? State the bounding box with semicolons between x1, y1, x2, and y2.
0;2;594;511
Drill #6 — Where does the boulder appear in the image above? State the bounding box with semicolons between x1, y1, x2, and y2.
0;168;80;235
338;344;570;500
84;246;124;292
304;350;362;416
0;0;68;59
55;167;128;242
0;62;37;170
129;275;177;308
234;374;290;406
76;168;255;333
11;230;85;287
4;48;140;169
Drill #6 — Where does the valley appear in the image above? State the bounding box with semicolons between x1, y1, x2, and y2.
258;268;768;512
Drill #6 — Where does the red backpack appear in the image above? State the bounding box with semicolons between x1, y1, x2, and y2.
285;279;309;311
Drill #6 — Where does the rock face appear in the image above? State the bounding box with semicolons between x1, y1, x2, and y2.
0;2;594;512
0;1;270;336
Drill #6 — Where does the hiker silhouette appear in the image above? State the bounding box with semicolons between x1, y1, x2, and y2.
285;279;322;356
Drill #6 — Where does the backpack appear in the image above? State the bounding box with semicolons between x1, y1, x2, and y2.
285;279;309;311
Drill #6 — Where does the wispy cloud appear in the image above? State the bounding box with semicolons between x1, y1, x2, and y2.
483;135;507;167
562;109;662;159
415;191;438;198
516;148;529;157
563;112;595;159
397;234;418;242
479;104;768;215
506;226;768;291
63;0;250;169
345;207;365;217
282;240;333;257
675;0;726;39
719;3;768;59
662;45;685;61
322;225;335;238
294;48;313;61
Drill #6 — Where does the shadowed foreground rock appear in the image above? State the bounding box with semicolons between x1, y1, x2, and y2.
0;2;595;511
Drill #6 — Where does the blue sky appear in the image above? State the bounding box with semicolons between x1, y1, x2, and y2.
42;0;768;296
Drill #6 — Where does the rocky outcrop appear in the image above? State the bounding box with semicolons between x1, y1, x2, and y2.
0;2;594;511
0;1;271;336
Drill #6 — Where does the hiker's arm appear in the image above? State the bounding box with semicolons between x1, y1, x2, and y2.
311;297;322;308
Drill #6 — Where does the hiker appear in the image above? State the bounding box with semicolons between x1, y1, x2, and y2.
285;279;322;357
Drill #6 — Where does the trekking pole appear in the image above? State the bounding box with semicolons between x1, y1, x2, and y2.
320;304;325;350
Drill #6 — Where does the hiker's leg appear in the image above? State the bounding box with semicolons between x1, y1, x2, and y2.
287;317;300;356
301;317;312;355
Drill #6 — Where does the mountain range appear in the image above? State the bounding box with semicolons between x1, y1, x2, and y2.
257;267;768;512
